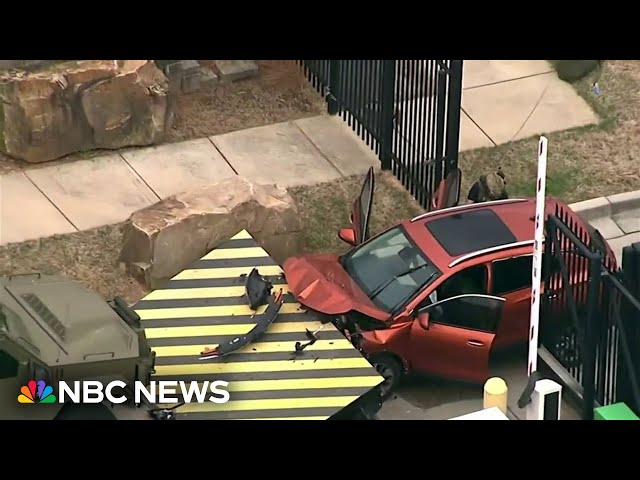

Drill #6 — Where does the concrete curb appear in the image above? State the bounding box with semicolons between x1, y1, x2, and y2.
569;190;640;221
569;196;611;222
606;190;640;215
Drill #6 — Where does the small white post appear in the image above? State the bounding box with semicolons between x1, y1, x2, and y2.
528;136;548;376
525;379;562;420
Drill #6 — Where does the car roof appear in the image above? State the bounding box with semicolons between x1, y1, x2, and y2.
403;198;554;271
425;208;518;256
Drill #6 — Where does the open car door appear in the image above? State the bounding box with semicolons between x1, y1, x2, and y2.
408;294;506;383
349;166;375;245
432;167;462;211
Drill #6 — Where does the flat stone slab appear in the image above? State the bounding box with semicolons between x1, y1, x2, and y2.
215;60;258;82
608;190;640;214
463;60;553;90
163;60;200;78
122;139;236;199
463;72;598;145
294;115;379;176
613;210;640;235
459;109;494;151
25;155;160;231
588;216;625;240
514;74;599;141
0;172;76;245
210;121;343;188
570;196;611;222
607;232;640;264
199;67;219;87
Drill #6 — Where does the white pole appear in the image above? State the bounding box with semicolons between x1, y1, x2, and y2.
528;136;548;376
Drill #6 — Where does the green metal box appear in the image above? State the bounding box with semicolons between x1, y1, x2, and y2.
594;403;639;420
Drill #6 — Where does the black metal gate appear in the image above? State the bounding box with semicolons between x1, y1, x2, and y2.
300;60;463;210
541;204;640;419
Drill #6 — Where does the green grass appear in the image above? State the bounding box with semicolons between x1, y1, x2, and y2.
290;172;424;254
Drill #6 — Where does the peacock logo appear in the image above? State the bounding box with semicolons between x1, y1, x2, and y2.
18;380;57;404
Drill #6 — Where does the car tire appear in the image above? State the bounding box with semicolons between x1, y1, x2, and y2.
370;354;404;399
53;402;117;420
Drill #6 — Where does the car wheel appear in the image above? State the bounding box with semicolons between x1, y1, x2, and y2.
370;354;403;399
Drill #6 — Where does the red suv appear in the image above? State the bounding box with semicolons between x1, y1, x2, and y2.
283;168;616;395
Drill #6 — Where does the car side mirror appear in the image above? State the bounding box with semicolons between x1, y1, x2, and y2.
338;228;357;246
419;304;443;324
417;313;430;330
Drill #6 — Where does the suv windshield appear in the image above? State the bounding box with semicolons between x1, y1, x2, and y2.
341;226;440;312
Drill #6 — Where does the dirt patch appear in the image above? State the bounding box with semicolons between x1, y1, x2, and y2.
0;224;146;304
165;60;324;143
0;60;325;175
459;60;640;204
0;173;422;304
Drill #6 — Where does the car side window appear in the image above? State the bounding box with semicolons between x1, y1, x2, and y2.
417;264;488;311
492;255;532;294
438;264;488;299
492;254;561;295
428;295;504;333
0;350;19;379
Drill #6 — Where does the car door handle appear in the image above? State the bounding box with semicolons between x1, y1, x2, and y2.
467;340;484;347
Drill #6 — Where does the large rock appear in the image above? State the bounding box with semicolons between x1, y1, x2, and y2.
120;176;304;289
0;60;173;163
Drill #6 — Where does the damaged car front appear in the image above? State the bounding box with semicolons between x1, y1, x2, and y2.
284;166;450;397
284;225;441;361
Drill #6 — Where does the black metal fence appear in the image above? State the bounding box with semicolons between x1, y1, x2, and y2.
541;204;640;419
299;60;463;210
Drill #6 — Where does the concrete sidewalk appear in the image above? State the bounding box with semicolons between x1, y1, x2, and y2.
0;60;615;246
459;60;598;150
393;61;597;154
570;193;640;262
2;107;637;253
0;115;379;245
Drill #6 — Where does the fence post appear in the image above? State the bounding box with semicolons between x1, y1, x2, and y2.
582;255;602;420
379;60;396;171
327;60;340;115
434;68;447;183
444;60;463;177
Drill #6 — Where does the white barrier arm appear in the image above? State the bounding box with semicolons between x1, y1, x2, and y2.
528;136;548;376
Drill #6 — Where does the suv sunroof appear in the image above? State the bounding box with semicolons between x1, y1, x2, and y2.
425;208;517;257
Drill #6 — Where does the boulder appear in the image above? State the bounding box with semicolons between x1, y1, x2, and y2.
120;176;304;289
0;60;173;163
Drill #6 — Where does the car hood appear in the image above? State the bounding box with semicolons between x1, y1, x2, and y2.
283;254;385;318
